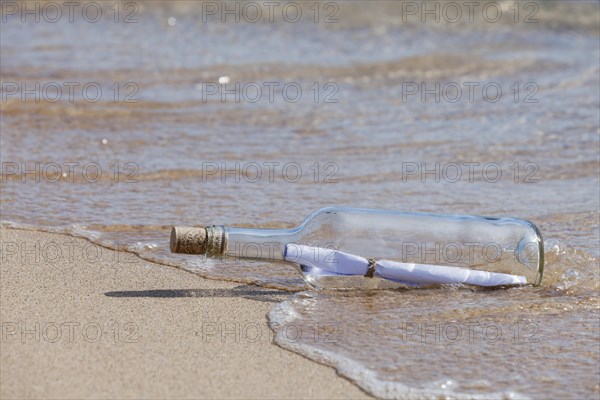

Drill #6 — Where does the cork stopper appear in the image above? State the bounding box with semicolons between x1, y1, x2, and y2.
170;225;227;256
170;227;207;254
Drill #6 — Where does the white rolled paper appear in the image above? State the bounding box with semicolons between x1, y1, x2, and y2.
284;244;526;287
375;259;526;286
285;244;369;275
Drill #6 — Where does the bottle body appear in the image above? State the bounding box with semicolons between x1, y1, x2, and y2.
173;207;544;290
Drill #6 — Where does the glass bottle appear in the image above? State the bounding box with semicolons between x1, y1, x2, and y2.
170;207;544;290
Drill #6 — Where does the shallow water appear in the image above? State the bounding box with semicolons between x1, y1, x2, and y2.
1;1;599;398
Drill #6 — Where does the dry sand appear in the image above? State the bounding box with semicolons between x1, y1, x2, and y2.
0;227;370;399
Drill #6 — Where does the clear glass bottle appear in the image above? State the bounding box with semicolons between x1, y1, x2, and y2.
171;207;544;290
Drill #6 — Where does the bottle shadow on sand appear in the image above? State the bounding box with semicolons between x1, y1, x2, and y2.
104;284;289;303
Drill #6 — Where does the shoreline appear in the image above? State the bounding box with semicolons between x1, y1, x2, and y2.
0;227;370;399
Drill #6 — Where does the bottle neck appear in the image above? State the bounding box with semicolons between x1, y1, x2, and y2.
222;226;300;261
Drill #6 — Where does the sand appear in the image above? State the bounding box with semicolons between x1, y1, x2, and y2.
0;227;370;399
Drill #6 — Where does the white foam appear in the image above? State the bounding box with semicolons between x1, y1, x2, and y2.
268;293;530;400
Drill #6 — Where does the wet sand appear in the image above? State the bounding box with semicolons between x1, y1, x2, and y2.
0;227;370;399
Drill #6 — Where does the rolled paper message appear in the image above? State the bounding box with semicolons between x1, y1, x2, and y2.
375;259;527;286
284;244;526;287
285;244;369;275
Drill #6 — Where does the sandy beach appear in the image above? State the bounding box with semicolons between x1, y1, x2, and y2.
0;227;370;399
1;1;598;398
